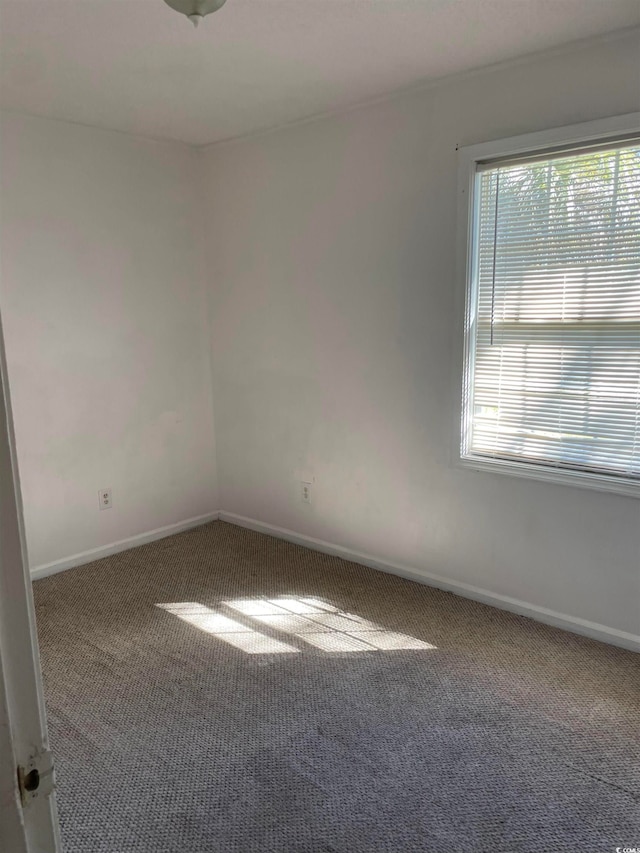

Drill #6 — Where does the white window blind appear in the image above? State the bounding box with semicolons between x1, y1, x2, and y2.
464;140;640;487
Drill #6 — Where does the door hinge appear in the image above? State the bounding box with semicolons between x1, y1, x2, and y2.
17;748;55;807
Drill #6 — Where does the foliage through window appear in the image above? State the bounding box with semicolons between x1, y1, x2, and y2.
462;137;640;491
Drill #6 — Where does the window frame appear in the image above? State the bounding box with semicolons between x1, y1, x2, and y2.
454;112;640;498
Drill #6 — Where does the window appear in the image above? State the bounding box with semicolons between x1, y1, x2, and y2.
459;115;640;496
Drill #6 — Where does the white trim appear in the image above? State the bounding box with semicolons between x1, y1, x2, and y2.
458;455;640;498
455;112;640;499
457;111;640;166
0;108;196;152
200;27;640;151
29;507;639;652
219;511;640;654
30;512;220;580
0;309;62;848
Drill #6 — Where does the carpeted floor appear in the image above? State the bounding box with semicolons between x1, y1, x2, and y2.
34;521;639;853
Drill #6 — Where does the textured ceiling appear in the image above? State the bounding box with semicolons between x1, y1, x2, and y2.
1;0;639;146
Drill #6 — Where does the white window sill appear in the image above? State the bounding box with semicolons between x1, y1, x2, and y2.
458;454;640;499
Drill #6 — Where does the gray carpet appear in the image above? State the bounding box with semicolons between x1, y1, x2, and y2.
34;520;639;853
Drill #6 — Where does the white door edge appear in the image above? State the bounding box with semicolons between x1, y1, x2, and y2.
0;310;62;853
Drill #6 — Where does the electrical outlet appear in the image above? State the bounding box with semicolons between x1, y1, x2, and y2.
301;482;312;504
99;488;112;510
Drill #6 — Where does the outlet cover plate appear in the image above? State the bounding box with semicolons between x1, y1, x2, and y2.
99;488;112;510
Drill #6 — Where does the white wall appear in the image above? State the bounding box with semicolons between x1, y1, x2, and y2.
0;113;218;570
202;31;640;640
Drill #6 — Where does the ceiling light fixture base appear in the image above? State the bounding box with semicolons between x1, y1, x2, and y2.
163;0;228;26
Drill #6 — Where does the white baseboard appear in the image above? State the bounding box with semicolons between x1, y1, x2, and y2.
219;511;640;654
30;507;639;653
31;512;220;580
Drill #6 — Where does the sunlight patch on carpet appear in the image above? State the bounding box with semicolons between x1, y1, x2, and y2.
225;597;437;653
